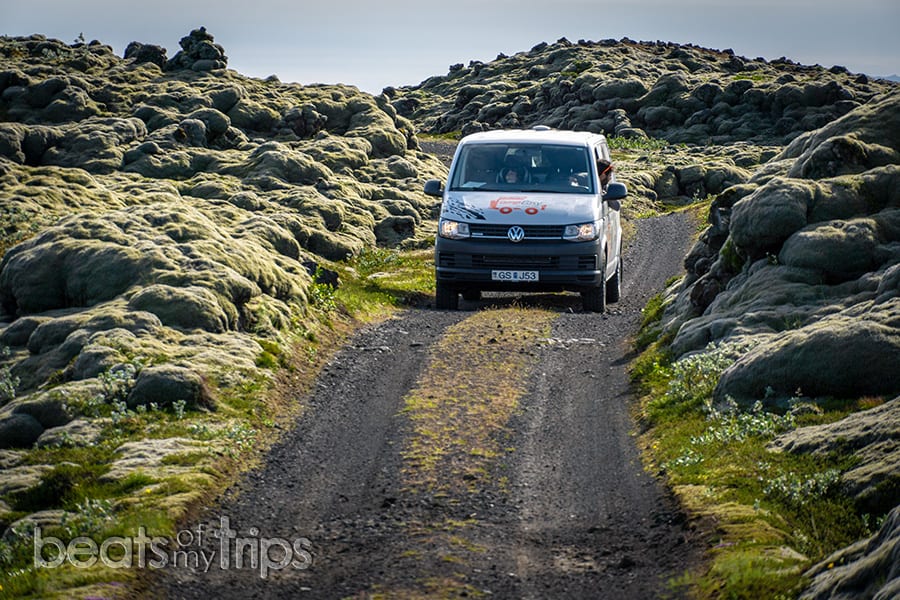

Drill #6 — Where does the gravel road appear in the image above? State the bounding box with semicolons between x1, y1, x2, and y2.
151;212;699;599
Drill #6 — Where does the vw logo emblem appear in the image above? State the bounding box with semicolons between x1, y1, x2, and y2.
507;226;525;243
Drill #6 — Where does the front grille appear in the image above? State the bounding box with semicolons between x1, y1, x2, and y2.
473;255;561;269
469;224;565;239
441;253;598;272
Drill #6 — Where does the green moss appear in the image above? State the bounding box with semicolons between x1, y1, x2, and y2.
608;135;672;152
633;321;872;598
419;131;461;141
159;451;208;467
9;463;107;512
634;292;669;350
732;73;769;82
114;472;158;493
719;236;745;272
255;351;279;369
333;247;434;314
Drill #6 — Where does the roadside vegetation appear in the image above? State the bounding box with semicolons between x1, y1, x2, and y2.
631;300;881;599
0;249;434;599
608;135;673;153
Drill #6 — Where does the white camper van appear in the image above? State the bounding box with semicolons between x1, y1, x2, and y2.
424;127;625;312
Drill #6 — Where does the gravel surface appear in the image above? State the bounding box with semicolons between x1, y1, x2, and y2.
418;139;457;168
151;212;699;599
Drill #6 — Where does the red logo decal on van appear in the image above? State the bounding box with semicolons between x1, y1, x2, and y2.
489;197;546;216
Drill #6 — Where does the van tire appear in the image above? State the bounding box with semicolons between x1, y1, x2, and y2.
582;251;607;312
581;285;606;312
435;281;459;310
606;253;622;303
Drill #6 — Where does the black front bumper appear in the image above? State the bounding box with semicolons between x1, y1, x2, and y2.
435;237;603;292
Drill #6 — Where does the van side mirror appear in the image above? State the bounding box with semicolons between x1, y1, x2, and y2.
604;182;627;201
424;179;444;197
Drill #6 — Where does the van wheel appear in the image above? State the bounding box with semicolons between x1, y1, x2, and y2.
583;252;608;312
435;281;459;310
606;253;622;303
462;289;481;301
581;285;606;313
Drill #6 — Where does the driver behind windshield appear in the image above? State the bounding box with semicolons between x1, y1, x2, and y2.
502;167;525;183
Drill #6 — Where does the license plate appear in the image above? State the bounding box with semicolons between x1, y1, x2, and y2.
491;270;539;282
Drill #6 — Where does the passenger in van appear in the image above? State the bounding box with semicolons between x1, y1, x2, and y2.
597;159;615;190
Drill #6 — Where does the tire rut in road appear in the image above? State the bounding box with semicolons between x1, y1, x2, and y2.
501;313;694;598
153;310;467;599
461;212;699;598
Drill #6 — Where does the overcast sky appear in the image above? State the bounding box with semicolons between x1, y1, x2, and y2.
3;0;899;93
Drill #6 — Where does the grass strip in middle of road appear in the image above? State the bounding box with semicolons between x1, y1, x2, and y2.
401;307;556;493
384;306;556;597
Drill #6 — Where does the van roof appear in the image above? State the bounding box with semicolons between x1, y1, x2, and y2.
458;127;606;147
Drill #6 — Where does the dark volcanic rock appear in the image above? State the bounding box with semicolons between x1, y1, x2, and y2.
800;502;900;600
127;365;213;411
0;413;43;449
164;26;227;72
391;38;896;145
124;41;167;68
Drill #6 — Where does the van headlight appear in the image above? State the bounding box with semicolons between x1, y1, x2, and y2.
439;219;470;240
563;221;601;242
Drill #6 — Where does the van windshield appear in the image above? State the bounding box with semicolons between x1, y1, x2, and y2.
449;143;595;194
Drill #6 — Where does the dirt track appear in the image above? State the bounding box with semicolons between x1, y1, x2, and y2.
152;212;699;599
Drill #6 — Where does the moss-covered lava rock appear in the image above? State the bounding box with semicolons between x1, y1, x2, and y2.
391;37;896;146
